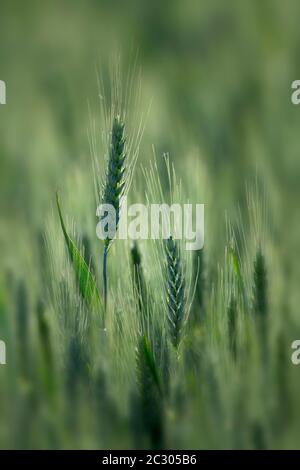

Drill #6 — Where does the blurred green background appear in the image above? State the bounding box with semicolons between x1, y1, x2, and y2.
0;0;300;449
1;0;300;257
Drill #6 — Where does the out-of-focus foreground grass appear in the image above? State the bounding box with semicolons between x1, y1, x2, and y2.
0;0;300;449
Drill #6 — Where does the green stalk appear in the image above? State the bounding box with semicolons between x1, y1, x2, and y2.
103;244;109;312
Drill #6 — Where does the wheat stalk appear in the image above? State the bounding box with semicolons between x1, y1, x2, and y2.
228;294;237;358
136;335;164;449
253;248;268;352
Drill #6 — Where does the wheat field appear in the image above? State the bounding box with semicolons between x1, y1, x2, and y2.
0;0;300;450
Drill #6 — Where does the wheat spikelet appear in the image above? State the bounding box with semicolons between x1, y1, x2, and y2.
101;115;126;244
164;236;186;348
253;248;268;318
101;115;127;310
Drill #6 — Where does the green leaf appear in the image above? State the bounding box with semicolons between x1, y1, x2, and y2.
229;241;248;308
56;192;101;310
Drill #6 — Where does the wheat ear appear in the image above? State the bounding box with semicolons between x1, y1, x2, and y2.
164;236;186;348
101;115;126;310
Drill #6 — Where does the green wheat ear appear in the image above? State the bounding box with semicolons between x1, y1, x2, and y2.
164;236;186;348
253;248;268;318
130;241;147;327
16;280;30;382
101;116;127;311
228;294;237;359
136;335;164;449
228;239;248;306
36;299;55;402
253;248;268;352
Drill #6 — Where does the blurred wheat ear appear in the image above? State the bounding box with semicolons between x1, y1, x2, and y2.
164;236;186;348
36;299;56;404
253;249;268;318
136;335;164;449
130;241;147;328
228;294;237;359
253;248;268;346
101;116;127;311
228;239;248;307
16;280;30;382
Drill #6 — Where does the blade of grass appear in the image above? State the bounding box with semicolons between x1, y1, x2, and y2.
56;192;101;311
